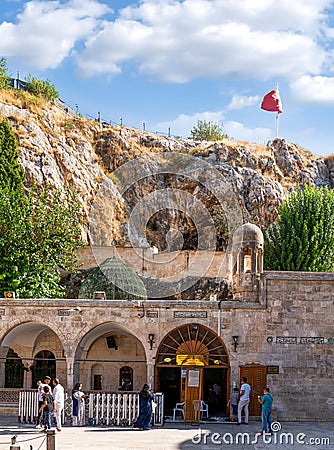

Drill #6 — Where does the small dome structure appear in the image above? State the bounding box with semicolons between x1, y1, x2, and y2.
79;256;147;300
232;222;264;246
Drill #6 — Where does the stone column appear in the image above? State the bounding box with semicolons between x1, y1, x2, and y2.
65;354;75;392
23;360;34;388
147;353;155;390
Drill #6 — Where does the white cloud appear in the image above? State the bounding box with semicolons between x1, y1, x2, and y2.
1;0;333;88
0;0;110;69
227;95;260;111
290;75;334;105
224;120;272;144
76;0;329;81
151;111;271;145
152;111;226;138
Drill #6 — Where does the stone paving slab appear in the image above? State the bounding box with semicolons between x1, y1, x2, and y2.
0;419;333;450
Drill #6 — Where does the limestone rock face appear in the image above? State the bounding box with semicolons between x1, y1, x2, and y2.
0;95;332;250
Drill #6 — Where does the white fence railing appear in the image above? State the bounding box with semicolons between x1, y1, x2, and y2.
18;390;164;426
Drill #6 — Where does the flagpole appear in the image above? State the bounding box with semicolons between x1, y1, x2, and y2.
275;82;279;138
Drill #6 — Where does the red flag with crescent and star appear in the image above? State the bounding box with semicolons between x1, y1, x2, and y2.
261;89;283;114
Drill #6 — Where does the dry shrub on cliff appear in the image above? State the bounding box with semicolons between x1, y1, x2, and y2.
0;89;49;114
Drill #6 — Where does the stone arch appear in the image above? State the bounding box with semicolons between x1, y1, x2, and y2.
155;323;230;416
74;322;147;392
0;321;66;389
156;323;229;367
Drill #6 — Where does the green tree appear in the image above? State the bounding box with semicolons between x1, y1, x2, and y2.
0;57;11;90
0;119;25;193
264;184;334;271
190;120;228;141
0;185;84;298
25;75;59;102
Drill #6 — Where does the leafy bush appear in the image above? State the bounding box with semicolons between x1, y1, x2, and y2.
0;186;84;298
0;119;25;193
0;121;84;298
264;184;334;271
25;75;59;102
190;120;228;141
0;57;11;90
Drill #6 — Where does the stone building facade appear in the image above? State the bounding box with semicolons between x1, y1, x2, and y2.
0;224;333;421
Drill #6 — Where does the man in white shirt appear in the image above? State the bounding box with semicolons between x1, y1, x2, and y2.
52;378;65;431
237;376;251;425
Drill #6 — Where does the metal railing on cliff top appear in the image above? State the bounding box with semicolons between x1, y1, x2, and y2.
9;77;184;139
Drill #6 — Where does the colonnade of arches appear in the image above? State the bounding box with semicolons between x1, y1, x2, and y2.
1;321;235;417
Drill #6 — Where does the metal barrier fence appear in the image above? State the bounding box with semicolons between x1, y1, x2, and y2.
18;390;38;423
18;390;164;426
88;391;164;427
18;390;67;424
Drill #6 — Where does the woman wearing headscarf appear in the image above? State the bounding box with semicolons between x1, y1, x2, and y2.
133;384;155;430
72;382;87;426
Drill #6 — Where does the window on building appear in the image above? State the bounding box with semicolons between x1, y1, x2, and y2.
93;374;102;390
244;247;252;272
119;366;133;391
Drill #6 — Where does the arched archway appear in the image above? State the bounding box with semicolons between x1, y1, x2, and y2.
5;349;24;388
0;322;65;389
155;323;230;419
74;323;146;392
31;350;56;387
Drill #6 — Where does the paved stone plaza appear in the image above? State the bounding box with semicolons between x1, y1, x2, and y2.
0;418;333;450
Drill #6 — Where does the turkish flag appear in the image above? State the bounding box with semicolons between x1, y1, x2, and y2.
261;89;283;114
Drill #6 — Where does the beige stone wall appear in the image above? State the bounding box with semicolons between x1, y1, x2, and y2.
0;270;333;420
77;246;228;280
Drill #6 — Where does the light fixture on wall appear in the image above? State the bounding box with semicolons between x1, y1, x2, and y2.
232;335;239;352
148;333;155;350
4;291;15;299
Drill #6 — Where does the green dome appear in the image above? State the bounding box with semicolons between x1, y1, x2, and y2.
79;257;147;300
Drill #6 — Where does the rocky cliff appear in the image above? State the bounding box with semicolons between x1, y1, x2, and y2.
0;90;333;252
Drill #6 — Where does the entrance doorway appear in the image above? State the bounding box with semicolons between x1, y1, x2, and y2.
240;365;266;416
31;350;56;387
5;348;24;388
155;323;230;421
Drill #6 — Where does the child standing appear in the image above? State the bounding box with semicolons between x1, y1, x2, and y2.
38;386;54;432
227;387;239;422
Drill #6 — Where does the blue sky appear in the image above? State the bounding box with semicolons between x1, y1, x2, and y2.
1;0;334;156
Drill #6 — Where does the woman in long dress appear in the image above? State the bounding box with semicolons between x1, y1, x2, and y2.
72;382;87;426
133;384;155;430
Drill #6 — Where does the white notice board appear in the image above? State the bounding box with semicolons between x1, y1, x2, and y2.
188;370;200;387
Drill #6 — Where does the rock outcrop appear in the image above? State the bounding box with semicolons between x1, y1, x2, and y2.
0;91;333;251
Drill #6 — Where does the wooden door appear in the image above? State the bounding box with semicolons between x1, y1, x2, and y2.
184;368;203;422
240;365;266;415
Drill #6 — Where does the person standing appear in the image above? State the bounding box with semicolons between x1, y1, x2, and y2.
227;387;239;422
207;386;217;415
133;384;155;430
52;378;65;432
258;387;273;434
35;380;45;428
72;383;87;426
43;375;52;392
38;386;54;432
237;377;251;425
